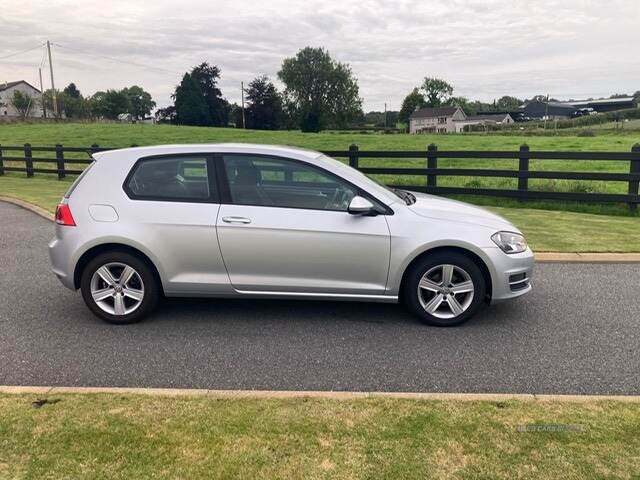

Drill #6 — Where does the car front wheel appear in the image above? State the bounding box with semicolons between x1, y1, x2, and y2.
80;251;159;324
403;251;486;326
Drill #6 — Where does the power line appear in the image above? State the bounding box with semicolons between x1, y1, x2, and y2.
52;42;182;76
0;43;45;61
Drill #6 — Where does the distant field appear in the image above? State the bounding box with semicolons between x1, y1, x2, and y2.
1;123;639;216
1;122;639;151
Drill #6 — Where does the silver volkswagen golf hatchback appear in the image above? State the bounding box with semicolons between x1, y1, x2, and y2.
49;144;533;326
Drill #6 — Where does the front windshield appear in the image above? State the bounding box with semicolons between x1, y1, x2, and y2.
318;155;416;205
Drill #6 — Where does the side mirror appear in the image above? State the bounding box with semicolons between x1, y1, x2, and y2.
348;196;376;216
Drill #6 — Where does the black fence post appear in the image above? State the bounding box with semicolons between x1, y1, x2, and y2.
518;144;530;194
55;144;65;179
24;143;33;177
348;144;359;169
90;143;99;153
629;144;640;212
0;144;4;176
427;144;437;189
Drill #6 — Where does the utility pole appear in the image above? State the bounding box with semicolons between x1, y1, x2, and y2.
241;81;246;129
46;40;58;118
543;93;549;130
38;67;47;118
384;102;387;128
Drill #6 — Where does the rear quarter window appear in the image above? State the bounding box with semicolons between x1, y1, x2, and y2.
64;160;96;198
124;156;215;202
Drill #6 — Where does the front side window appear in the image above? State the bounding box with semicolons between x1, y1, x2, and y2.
126;156;213;201
223;155;357;211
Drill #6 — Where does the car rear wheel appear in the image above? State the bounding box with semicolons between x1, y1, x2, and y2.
402;251;486;326
80;251;159;324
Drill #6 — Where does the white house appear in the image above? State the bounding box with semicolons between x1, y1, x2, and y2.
410;106;514;134
409;106;466;133
0;80;43;118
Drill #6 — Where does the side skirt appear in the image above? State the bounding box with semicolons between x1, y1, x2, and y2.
234;290;399;303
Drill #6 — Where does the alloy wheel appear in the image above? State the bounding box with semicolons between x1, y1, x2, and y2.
417;264;475;319
90;262;145;316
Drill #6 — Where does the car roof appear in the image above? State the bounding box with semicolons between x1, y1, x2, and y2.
92;143;324;162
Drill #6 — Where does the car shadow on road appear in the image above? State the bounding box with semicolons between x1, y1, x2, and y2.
150;296;526;328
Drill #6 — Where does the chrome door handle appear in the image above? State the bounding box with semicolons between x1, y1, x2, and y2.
222;216;251;224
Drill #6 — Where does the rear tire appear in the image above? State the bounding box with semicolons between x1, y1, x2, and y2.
402;251;486;327
80;251;159;324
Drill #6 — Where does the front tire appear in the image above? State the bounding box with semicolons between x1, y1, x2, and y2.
402;251;486;326
80;251;159;324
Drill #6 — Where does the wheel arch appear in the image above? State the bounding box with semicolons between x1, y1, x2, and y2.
73;243;164;294
398;245;493;302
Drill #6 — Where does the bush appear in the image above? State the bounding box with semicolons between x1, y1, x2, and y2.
577;129;596;137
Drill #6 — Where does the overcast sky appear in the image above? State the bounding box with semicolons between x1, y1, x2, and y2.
1;0;639;111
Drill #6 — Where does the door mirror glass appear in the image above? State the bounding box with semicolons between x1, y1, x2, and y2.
348;196;376;215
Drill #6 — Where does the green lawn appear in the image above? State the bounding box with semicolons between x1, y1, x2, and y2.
1;393;638;479
1;123;639;216
1;174;639;252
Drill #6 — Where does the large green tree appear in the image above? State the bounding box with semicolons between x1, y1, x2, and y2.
421;77;453;107
174;73;211;126
122;85;156;119
245;75;283;130
190;62;229;126
495;95;523;111
61;83;86;118
278;47;363;132
398;88;426;124
10;90;34;118
90;89;130;119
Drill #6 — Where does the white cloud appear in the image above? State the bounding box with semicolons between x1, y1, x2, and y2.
1;0;638;111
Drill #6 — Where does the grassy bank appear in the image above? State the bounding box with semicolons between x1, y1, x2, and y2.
1;393;638;479
1;175;639;252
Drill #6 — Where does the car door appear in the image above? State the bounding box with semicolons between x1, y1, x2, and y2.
215;154;391;295
122;154;229;295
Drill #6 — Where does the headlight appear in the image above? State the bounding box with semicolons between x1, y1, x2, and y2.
491;231;528;254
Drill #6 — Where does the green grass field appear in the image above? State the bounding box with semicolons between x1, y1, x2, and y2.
1;393;639;480
0;122;638;150
1;123;639;216
2;174;639;252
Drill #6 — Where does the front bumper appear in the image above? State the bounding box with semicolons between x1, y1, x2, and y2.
482;246;534;303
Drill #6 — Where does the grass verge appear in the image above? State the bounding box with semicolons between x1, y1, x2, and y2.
1;174;638;252
1;393;639;479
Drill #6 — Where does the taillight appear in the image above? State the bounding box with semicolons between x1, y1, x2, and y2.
55;203;76;226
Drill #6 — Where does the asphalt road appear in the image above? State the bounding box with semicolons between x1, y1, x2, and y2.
1;201;639;394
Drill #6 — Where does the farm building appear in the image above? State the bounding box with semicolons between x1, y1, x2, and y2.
568;97;636;113
453;113;514;132
410;107;514;133
0;80;43;118
522;101;576;120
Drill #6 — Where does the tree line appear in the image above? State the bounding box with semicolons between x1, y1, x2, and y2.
6;43;639;130
156;47;363;132
398;79;640;123
8;83;155;120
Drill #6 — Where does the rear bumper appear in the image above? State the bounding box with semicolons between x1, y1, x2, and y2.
482;246;534;303
48;230;78;290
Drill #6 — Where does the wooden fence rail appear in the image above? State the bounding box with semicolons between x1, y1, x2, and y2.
0;143;639;210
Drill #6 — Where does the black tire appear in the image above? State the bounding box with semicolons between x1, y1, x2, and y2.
402;251;486;327
80;251;160;324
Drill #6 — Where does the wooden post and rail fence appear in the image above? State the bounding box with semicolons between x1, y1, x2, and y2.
0;143;639;210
